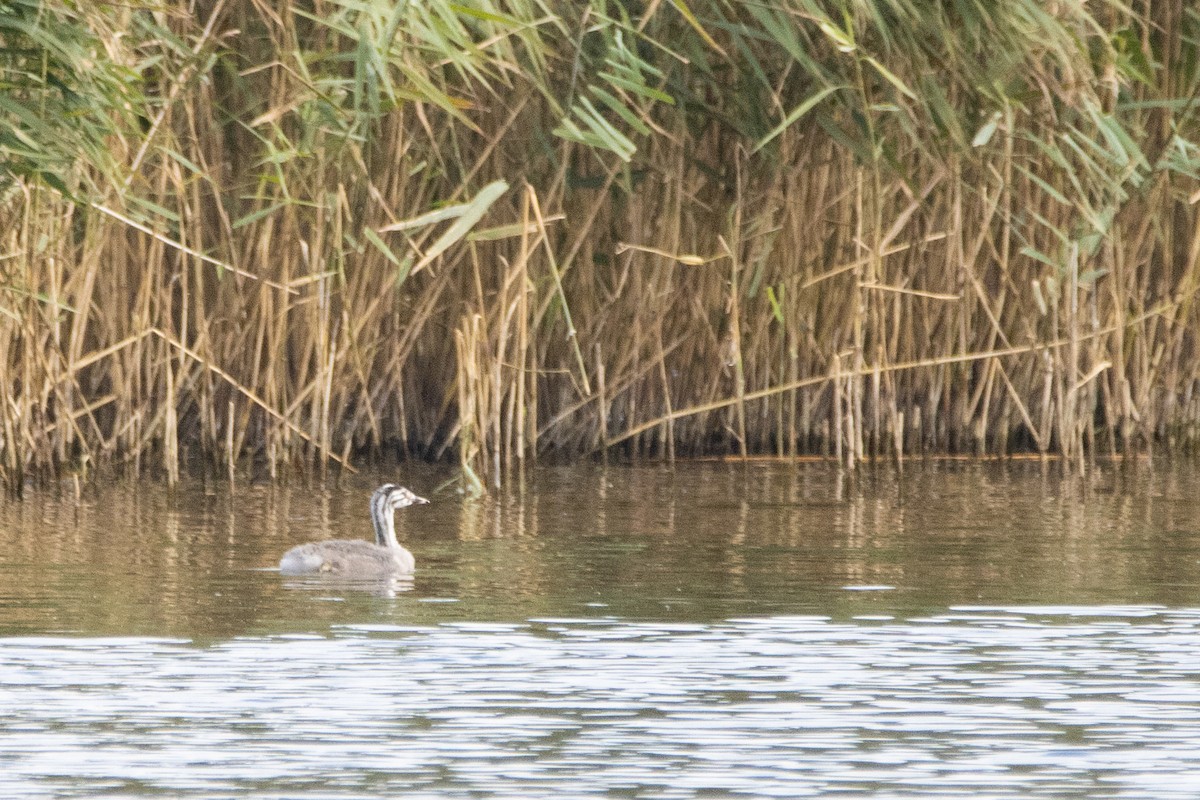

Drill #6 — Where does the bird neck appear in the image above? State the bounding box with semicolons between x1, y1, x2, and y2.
372;505;400;549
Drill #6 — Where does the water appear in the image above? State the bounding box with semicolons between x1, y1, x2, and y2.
2;461;1200;797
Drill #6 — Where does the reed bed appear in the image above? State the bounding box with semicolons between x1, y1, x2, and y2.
1;0;1199;491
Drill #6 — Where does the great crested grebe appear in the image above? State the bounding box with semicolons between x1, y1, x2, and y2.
278;484;427;578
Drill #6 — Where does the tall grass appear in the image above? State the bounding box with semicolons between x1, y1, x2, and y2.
1;0;1199;491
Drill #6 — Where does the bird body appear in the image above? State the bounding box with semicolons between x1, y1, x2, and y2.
279;484;427;578
279;538;414;578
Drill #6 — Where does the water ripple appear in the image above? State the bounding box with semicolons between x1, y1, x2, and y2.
2;608;1199;798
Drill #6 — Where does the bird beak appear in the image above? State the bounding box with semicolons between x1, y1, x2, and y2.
414;495;430;505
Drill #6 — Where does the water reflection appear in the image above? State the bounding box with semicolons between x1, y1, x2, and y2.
281;573;416;599
0;462;1199;636
2;462;1200;796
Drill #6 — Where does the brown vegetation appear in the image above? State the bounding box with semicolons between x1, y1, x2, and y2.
1;1;1199;491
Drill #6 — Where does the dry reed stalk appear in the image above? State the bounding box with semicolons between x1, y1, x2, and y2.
530;190;590;399
721;231;748;459
164;362;178;485
500;201;530;471
454;314;486;495
832;353;844;467
595;342;608;454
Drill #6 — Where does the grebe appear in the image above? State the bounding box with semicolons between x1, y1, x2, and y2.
279;484;428;578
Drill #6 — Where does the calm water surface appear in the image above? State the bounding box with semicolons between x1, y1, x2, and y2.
2;461;1200;797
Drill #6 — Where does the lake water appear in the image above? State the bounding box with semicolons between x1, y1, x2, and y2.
1;461;1199;797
